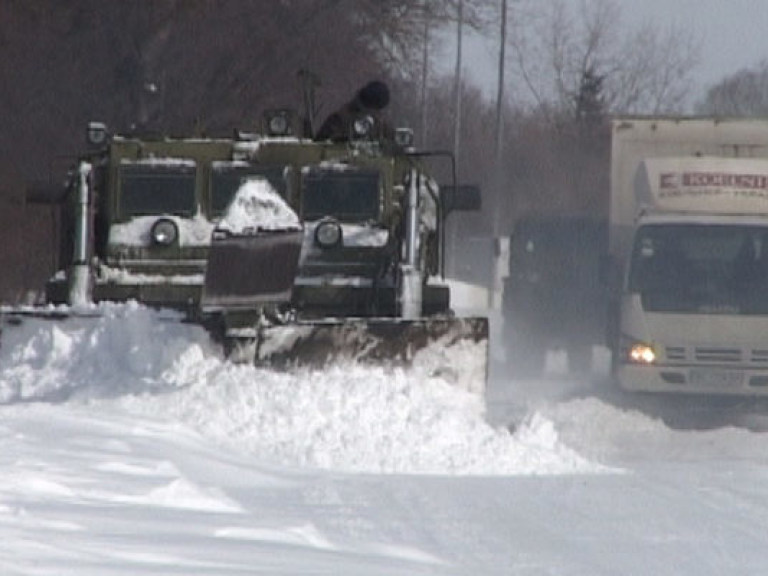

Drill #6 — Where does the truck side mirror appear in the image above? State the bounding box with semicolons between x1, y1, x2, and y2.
441;184;481;216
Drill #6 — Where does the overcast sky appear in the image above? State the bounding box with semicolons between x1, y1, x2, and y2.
618;0;768;88
455;0;768;108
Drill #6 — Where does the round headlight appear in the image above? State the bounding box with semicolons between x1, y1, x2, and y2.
150;218;178;246
395;127;414;148
628;342;656;364
352;115;374;138
314;220;342;248
268;114;289;136
86;121;108;147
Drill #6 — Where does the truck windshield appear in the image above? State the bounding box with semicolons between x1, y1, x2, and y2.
119;164;196;218
211;165;287;216
302;169;380;222
628;224;768;315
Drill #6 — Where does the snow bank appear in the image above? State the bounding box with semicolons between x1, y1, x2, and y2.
0;303;606;476
217;179;301;234
0;302;219;403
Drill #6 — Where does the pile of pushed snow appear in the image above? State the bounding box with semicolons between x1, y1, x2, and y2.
0;302;219;403
217;179;301;235
0;303;606;476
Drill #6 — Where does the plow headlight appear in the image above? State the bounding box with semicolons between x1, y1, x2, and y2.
263;109;293;137
150;218;178;246
628;342;657;364
268;114;289;136
395;127;414;148
352;115;375;139
315;220;342;248
86;121;109;148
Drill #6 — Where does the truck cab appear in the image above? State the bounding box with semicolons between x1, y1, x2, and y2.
48;112;463;323
610;119;768;395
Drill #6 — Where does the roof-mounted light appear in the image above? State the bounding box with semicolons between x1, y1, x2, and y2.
263;109;294;137
352;115;375;140
395;127;414;149
86;122;109;148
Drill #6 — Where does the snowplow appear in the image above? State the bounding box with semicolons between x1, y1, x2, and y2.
5;82;488;393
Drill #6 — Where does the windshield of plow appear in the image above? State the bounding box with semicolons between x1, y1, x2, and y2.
302;169;380;222
119;162;197;218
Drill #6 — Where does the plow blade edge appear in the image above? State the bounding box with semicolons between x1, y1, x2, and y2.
227;316;489;395
201;230;303;311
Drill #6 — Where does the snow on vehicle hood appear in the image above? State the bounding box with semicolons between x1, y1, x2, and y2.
216;179;301;235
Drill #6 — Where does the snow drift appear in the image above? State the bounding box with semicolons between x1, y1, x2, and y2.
0;302;604;476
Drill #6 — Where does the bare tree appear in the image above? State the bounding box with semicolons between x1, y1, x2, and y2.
0;0;481;300
608;21;700;114
507;0;700;117
696;60;768;116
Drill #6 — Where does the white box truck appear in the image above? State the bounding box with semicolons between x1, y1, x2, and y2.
610;117;768;395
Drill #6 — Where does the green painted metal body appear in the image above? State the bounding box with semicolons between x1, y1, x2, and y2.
47;133;442;318
38;109;487;390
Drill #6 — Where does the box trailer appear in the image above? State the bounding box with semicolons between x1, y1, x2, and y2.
610;117;768;395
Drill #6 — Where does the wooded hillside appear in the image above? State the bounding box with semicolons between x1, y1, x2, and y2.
0;0;702;301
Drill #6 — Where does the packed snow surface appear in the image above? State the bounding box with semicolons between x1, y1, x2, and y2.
3;302;768;574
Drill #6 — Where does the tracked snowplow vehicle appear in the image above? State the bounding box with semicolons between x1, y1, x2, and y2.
18;82;488;391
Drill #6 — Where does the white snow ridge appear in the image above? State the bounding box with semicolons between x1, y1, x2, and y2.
0;302;599;476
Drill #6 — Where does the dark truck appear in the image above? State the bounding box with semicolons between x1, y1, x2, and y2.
503;215;607;376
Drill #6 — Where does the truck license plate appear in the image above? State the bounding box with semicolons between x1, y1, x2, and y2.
689;369;743;388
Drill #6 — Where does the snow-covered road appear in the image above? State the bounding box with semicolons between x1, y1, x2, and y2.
2;304;768;574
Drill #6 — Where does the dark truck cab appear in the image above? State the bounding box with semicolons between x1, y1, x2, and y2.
503;215;607;375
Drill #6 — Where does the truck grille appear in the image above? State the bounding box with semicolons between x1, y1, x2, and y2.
664;346;768;365
666;347;686;361
695;348;741;363
751;349;768;363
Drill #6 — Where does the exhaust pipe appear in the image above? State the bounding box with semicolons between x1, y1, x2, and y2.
400;169;422;320
69;161;92;307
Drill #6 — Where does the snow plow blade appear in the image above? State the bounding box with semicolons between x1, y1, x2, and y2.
227;316;489;395
201;229;304;311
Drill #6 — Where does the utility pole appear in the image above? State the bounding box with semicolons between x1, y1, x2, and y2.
494;0;507;193
420;6;430;147
448;0;464;279
453;0;464;180
491;0;509;311
493;0;508;236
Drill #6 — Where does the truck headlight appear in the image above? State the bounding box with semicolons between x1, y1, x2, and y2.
314;220;342;248
150;218;178;246
628;342;656;364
